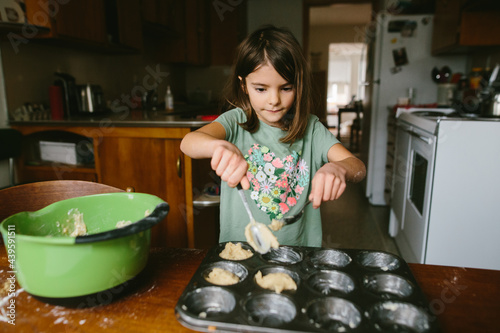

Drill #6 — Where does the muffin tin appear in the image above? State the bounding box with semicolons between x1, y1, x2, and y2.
175;242;440;332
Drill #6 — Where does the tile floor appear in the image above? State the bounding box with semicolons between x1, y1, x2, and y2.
320;179;400;256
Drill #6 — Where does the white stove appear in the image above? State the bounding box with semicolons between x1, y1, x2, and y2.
389;107;500;270
397;107;500;133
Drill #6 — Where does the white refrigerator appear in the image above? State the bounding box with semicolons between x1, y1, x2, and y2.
365;13;467;205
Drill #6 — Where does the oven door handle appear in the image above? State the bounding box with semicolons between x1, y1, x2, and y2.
407;130;433;145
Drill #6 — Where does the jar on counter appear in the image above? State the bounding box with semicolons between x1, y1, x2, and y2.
469;67;483;90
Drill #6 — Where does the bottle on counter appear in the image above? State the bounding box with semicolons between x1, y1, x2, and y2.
469;68;483;90
165;86;174;112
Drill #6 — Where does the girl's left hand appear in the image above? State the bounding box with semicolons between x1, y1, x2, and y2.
309;162;347;208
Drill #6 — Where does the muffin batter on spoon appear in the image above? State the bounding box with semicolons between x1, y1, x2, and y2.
237;184;278;253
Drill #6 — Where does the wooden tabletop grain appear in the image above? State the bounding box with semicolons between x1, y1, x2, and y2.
0;247;498;332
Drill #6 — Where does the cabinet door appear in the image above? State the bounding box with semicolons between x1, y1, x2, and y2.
432;0;500;54
109;0;143;50
98;137;188;247
185;0;209;65
163;139;190;248
142;0;179;30
209;0;246;65
141;0;158;25
53;0;107;43
148;0;209;65
431;0;463;53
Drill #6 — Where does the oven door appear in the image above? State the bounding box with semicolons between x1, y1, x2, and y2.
396;126;436;263
389;123;411;237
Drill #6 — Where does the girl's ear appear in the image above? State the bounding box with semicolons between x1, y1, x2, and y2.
238;76;247;94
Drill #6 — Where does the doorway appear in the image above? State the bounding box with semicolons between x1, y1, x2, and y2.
326;43;367;130
305;1;397;255
307;2;372;149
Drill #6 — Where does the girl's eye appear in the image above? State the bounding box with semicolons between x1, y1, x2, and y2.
255;87;266;92
282;86;293;92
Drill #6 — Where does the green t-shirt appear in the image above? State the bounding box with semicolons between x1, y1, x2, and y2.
215;108;340;247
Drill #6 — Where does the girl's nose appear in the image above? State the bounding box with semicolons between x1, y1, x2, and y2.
268;89;280;106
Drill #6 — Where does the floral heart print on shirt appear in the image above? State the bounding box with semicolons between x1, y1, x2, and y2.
245;144;309;221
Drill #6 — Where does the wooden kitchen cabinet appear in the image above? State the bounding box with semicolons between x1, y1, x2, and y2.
98;136;188;248
147;0;209;65
209;0;247;66
432;0;500;54
10;125;195;249
144;0;245;65
185;0;210;65
24;0;107;44
141;0;183;33
23;0;142;52
105;0;143;50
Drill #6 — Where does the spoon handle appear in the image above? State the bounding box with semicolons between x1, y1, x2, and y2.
236;184;254;222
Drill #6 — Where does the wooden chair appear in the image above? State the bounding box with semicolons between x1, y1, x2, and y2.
349;101;363;153
0;180;127;226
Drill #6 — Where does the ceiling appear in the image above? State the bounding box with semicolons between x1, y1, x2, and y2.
309;3;372;26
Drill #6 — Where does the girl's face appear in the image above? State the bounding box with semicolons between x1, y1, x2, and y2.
242;63;295;127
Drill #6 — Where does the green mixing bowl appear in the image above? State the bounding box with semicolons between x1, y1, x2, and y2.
0;192;169;298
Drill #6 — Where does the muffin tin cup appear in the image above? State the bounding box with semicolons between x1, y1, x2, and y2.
175;243;440;332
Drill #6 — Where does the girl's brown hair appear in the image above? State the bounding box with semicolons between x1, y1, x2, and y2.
222;25;313;143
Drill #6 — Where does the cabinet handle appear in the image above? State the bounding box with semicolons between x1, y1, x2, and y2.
176;156;182;178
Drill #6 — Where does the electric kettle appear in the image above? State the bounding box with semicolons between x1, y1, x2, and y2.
54;72;78;117
76;84;106;113
54;72;107;116
486;92;500;116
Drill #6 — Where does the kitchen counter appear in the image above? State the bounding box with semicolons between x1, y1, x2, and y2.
10;109;215;128
9;115;214;248
1;247;498;332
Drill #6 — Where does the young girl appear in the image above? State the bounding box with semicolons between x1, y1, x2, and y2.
181;25;366;247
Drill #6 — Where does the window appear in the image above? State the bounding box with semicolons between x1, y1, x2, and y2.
327;43;367;113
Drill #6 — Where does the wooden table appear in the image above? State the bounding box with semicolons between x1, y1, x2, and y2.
1;247;499;332
337;105;362;152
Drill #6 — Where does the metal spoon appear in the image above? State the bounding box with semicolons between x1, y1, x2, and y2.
281;200;312;225
236;184;270;253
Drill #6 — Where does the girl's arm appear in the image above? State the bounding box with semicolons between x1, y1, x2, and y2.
180;122;251;189
309;143;366;208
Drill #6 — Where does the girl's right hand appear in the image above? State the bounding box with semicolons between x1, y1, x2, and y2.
211;141;251;189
